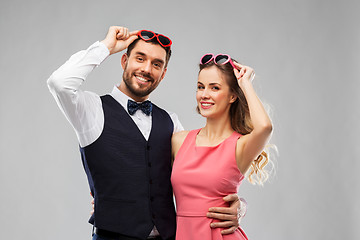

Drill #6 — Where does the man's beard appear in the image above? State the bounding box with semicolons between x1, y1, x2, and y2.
122;69;159;98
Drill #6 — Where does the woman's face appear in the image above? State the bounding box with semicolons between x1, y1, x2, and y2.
196;66;236;119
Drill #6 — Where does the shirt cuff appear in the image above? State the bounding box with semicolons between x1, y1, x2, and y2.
239;197;248;218
90;41;110;63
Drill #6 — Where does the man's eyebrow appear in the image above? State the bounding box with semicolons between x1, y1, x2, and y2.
134;51;146;58
134;51;165;65
154;58;165;65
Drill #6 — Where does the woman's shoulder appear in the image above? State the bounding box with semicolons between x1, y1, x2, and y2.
172;130;191;144
172;130;192;159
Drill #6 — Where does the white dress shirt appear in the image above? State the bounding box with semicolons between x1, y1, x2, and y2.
47;41;184;237
47;41;184;148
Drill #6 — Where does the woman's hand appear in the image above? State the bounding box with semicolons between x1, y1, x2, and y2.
232;62;255;86
90;192;94;215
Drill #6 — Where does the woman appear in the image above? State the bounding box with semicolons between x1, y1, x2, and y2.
171;53;273;239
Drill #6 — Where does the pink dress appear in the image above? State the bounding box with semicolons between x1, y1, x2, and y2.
171;129;248;240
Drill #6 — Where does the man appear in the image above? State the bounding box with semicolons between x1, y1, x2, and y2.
47;26;244;240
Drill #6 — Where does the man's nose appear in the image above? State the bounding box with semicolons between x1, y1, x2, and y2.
141;61;152;73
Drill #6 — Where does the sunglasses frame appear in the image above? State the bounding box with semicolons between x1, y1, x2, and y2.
137;30;172;48
200;53;237;69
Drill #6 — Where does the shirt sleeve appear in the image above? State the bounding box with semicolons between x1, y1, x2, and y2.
168;112;184;133
47;41;110;147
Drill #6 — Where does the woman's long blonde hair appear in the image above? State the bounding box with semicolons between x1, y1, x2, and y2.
198;60;276;185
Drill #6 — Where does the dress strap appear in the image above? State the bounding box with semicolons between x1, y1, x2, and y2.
183;129;201;147
174;129;201;158
230;131;243;141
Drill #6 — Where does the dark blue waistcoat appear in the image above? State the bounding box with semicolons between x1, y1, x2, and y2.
80;95;176;240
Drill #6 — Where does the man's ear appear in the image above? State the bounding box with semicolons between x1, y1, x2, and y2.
159;68;167;82
121;53;128;70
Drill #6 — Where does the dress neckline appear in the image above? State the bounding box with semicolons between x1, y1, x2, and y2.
194;129;237;148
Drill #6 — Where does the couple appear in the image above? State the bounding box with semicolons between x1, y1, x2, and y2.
47;26;273;240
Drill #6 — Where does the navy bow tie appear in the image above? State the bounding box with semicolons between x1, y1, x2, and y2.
127;99;152;116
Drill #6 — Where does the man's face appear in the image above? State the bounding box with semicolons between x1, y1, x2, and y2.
120;40;167;102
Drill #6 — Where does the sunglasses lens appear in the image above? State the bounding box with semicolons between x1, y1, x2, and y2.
215;55;229;64
201;54;213;64
140;30;155;40
158;35;171;46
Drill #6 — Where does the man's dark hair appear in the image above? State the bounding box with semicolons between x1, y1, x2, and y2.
126;37;172;68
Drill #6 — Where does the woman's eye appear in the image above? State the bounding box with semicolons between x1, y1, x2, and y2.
212;86;220;90
197;86;204;90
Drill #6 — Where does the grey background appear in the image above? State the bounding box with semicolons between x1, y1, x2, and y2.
0;0;359;239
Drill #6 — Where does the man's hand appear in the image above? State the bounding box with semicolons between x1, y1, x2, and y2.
207;194;246;235
101;26;139;55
